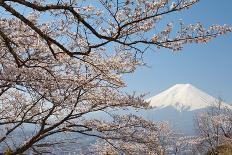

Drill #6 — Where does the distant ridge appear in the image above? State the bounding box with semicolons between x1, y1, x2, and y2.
147;84;230;112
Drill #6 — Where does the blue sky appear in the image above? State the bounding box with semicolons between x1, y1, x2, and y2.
124;0;232;103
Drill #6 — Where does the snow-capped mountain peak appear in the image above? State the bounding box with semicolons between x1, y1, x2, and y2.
147;84;226;111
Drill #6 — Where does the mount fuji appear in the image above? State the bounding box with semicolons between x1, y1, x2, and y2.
147;83;229;111
139;84;231;134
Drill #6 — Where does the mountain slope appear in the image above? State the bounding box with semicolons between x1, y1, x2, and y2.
143;84;231;134
147;84;228;112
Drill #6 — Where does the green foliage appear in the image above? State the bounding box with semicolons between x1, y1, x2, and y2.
4;149;13;155
206;144;232;155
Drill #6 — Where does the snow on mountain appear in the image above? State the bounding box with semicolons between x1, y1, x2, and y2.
147;84;229;112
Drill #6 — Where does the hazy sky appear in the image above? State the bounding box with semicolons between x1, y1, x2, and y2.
124;0;232;103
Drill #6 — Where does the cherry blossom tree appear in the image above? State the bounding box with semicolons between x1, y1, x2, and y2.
194;100;232;154
90;121;177;155
0;0;231;154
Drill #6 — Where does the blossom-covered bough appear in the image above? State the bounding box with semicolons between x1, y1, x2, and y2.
194;101;232;154
0;0;231;154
